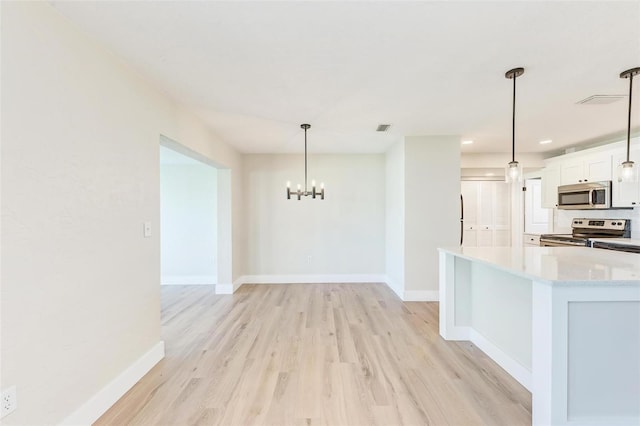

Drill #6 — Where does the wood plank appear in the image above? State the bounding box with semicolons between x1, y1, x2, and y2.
95;284;531;425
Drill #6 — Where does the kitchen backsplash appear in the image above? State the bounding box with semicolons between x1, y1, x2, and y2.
554;207;640;239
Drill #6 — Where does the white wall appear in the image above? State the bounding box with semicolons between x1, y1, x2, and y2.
242;154;385;279
160;161;217;285
383;136;461;300
385;142;405;296
404;136;461;296
1;2;243;424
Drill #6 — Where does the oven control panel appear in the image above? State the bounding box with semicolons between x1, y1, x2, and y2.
572;218;628;230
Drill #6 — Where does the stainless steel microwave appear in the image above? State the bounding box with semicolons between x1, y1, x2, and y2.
557;181;611;210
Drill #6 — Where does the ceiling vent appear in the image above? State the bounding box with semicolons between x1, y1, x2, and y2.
577;95;625;105
376;124;391;132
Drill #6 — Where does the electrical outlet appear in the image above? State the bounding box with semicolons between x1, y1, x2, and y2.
1;386;17;418
307;255;312;265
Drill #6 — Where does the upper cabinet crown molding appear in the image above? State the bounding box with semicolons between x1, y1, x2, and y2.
543;136;639;166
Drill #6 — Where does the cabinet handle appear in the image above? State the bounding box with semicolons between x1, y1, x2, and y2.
584;179;588;182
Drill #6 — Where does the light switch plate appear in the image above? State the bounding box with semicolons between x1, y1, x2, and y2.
143;222;152;238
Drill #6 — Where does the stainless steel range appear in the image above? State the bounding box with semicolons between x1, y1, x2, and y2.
540;218;631;247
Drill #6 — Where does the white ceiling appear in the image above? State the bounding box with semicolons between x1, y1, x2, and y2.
51;1;640;155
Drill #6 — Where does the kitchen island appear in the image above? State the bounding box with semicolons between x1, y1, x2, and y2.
438;246;640;426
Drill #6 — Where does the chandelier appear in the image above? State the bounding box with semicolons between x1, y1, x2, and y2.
286;124;324;200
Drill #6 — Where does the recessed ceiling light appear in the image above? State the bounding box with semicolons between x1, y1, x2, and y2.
539;139;553;145
461;140;474;145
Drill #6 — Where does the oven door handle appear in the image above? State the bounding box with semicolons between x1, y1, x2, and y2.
540;238;587;247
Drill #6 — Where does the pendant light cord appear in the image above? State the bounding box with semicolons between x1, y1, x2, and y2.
512;73;516;163
626;72;634;162
304;126;308;192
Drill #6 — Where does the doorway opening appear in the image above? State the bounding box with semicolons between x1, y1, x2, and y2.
159;136;232;292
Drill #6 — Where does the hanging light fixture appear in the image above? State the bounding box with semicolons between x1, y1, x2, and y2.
617;67;640;183
505;67;525;183
286;123;324;200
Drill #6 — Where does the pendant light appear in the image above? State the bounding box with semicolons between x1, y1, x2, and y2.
617;67;640;183
286;124;324;200
505;67;525;183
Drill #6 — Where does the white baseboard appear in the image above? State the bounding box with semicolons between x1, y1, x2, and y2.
61;341;165;425
215;280;244;294
442;326;471;341
468;329;532;391
385;277;404;300
231;275;438;302
237;274;387;284
403;290;439;302
161;275;216;285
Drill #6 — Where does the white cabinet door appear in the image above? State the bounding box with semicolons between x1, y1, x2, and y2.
463;229;478;247
584;154;612;182
560;154;612;185
477;228;493;247
461;181;479;248
494;229;511;246
461;181;478;224
478;181;495;228
561;160;584;185
541;166;561;208
494;182;511;227
612;149;640;207
461;180;511;247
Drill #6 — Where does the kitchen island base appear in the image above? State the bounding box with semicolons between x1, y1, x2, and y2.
439;248;640;426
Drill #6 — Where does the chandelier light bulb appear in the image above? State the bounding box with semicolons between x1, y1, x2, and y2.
286;181;291;188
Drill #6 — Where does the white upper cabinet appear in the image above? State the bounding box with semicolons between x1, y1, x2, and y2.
560;154;612;185
541;137;639;209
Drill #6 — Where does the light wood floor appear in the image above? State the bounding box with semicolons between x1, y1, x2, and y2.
96;284;531;425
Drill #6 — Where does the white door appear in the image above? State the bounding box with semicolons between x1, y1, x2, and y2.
493;181;511;246
461;181;479;247
461;180;511;247
524;179;550;235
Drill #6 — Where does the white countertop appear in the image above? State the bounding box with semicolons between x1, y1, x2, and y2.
438;246;640;285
